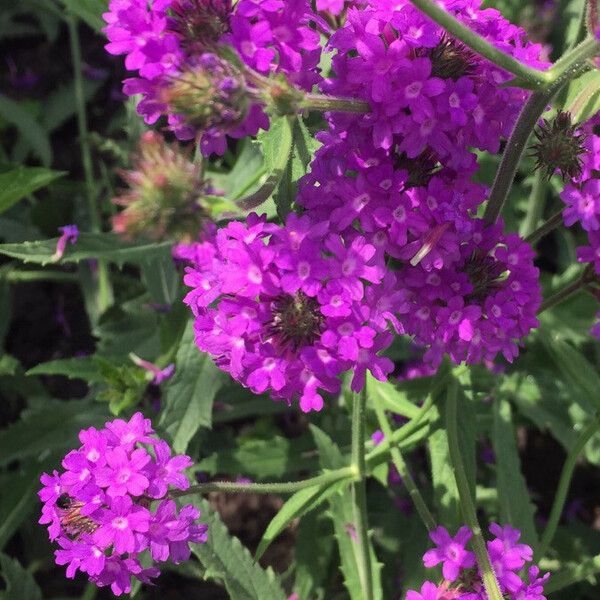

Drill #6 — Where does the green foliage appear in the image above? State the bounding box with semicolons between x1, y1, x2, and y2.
0;168;65;215
190;498;287;600
0;554;42;600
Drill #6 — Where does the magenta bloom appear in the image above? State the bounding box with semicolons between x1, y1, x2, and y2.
38;412;206;595
422;525;475;582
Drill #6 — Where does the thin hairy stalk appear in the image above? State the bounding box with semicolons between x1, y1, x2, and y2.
303;93;371;113
525;209;564;245
521;172;547;237
447;379;503;600
538;265;595;313
171;466;356;497
484;37;599;225
351;388;375;600
538;414;600;558
67;16;113;314
373;396;436;531
407;0;550;87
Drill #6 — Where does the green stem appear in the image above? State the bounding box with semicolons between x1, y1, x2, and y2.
447;379;503;600
172;466;356;497
538;414;600;559
520;171;547;238
351;388;374;600
67;16;113;314
408;0;550;87
524;209;563;245
538;265;595;313
303;93;371;114
4;270;79;284
373;396;436;531
484;37;599;225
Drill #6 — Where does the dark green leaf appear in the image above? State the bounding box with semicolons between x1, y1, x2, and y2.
190;498;287;600
0;554;42;600
26;356;104;383
57;0;107;32
492;398;539;548
160;322;227;453
0;168;66;215
0;233;173;267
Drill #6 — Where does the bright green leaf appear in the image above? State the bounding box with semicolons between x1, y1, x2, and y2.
26;356;104;383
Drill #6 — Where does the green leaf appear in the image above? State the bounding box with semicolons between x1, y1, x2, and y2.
367;373;421;419
42;78;103;132
57;0;107;31
293;511;334;600
236;116;294;210
255;477;351;560
539;331;600;414
26;356;104;383
0;554;41;600
141;253;180;306
0;399;107;468
273;117;319;220
492;398;539;548
311;426;383;600
563;70;600;125
0;233;173;267
0;167;66;215
160;322;227;453
190;498;287;600
0;95;51;166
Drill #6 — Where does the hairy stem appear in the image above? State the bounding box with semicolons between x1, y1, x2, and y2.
538;414;600;558
303;93;371;114
525;209;564;245
67;16;113;314
447;379;503;600
407;0;550;87
373;395;436;531
172;466;357;497
351;388;375;600
538;265;595;313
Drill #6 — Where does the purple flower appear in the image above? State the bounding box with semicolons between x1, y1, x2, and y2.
422;525;476;582
39;412;206;594
52;225;79;261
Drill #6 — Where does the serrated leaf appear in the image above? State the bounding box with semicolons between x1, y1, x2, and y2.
190;498;286;600
26;356;104;383
273;117;319;220
367;373;421;419
255;476;351;560
0;233;172;267
0;554;42;600
236;116;294;210
0;167;66;214
0;399;107;467
0;95;51;166
160;322;227;453
492;398;539;548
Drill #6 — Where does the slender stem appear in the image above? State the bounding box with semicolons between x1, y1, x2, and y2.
172;466;356;497
538;414;600;559
484;37;599;225
521;171;547;238
351;388;374;600
525;209;564;245
4;270;79;283
373;397;436;531
303;93;371;114
538;265;595;313
447;379;503;600
67;16;113;314
407;0;550;87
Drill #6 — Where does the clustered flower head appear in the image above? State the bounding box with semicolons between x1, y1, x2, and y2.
406;524;549;599
39;412;206;595
103;0;320;155
112;131;218;241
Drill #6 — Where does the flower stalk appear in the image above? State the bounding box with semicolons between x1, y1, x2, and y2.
538;264;596;313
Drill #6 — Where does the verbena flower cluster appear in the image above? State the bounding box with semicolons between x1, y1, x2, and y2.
406;524;549;599
39;413;206;595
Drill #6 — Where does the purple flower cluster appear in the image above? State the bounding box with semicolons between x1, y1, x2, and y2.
321;0;547;172
39;413;206;595
183;213;402;411
406;524;549;599
103;0;320;155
